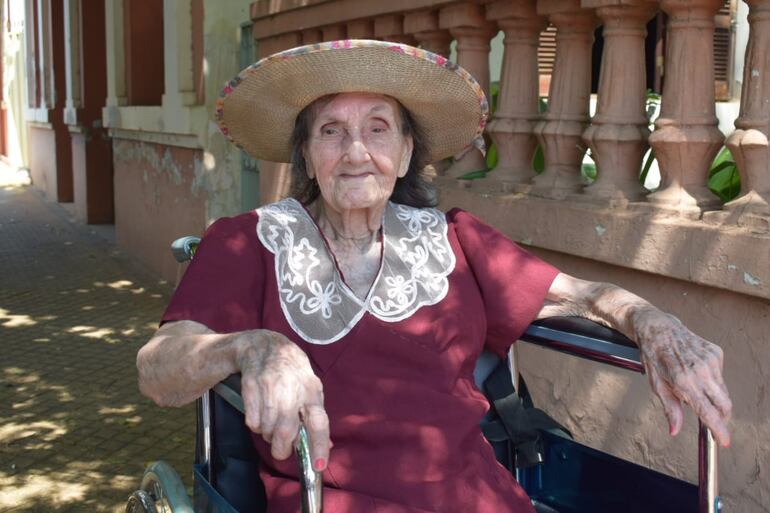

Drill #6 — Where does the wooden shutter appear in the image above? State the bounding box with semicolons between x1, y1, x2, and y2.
538;25;557;97
713;0;736;101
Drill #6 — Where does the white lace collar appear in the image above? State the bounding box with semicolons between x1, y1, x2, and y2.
256;198;456;345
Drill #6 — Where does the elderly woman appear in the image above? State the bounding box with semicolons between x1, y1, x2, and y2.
137;40;731;513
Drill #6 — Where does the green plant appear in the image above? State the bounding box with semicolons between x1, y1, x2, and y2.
707;146;741;202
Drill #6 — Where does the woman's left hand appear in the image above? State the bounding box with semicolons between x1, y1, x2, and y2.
635;310;732;447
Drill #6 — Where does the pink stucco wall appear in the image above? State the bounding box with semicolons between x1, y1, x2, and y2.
112;139;208;283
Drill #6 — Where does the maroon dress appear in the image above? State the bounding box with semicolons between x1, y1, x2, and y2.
162;199;559;513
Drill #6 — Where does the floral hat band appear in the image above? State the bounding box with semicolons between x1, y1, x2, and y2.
215;39;489;163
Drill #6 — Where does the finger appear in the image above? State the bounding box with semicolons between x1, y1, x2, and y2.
241;376;263;433
649;369;684;436
260;395;279;443
271;412;301;460
690;394;731;448
302;403;331;471
704;378;733;419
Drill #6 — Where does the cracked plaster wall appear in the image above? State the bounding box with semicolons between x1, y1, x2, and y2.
521;247;769;512
113;139;207;283
199;0;252;224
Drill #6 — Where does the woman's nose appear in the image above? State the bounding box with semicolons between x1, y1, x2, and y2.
343;136;372;164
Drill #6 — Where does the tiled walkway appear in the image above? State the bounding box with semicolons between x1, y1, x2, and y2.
0;176;194;512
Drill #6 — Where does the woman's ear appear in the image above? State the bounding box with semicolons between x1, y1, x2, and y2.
398;136;414;178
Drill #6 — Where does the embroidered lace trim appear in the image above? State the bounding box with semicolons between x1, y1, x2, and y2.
256;198;456;344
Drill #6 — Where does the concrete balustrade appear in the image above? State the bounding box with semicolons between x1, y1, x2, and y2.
646;0;724;215
530;0;598;199
404;10;451;56
346;19;375;40
246;0;770;229
581;0;656;205
484;0;546;186
440;2;497;178
375;14;417;44
725;0;770;219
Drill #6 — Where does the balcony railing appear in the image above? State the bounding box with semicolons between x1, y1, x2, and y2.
246;0;769;304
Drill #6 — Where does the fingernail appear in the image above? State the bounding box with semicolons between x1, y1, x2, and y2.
314;458;326;471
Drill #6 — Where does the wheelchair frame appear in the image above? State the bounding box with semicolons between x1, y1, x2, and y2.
126;236;722;513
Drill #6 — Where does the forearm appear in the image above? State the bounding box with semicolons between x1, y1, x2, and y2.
136;320;247;407
537;273;673;344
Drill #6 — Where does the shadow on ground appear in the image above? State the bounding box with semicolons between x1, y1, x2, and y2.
0;183;195;512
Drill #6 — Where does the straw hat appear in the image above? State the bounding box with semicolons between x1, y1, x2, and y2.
215;39;488;163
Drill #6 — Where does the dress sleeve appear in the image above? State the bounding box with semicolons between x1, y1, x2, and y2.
161;212;264;333
448;208;560;358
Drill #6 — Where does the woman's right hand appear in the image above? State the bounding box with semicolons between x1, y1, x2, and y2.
235;330;330;472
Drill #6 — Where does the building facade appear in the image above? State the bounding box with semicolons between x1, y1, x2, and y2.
16;1;770;511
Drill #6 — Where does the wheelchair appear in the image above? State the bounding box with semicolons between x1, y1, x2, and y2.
125;236;721;513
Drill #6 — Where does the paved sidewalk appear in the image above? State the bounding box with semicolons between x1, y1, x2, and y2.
0;177;194;512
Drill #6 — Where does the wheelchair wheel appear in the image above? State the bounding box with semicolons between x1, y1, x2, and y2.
125;490;158;513
125;461;193;513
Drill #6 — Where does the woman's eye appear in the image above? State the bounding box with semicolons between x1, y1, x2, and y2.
320;125;341;136
371;126;387;134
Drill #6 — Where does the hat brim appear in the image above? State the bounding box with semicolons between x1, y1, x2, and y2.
215;40;488;163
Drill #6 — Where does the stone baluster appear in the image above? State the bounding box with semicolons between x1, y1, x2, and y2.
581;0;656;205
646;0;723;214
301;29;322;45
374;14;417;45
255;31;302;204
724;0;770;218
322;24;347;41
484;0;546;186
405;10;451;56
530;0;598;199
257;32;301;57
440;3;497;178
347;19;375;40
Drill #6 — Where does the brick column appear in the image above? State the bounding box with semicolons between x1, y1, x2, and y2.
440;3;497;178
301;29;323;44
347;20;374;40
255;31;303;204
405;10;451;57
484;0;546;185
581;0;656;205
646;0;724;214
375;14;417;45
257;32;302;57
530;0;597;199
725;0;770;217
322;24;347;41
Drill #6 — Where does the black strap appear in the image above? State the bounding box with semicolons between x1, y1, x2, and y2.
481;360;571;468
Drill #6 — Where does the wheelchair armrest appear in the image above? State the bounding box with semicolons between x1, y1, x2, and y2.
521;317;643;373
213;374;244;414
171;236;202;263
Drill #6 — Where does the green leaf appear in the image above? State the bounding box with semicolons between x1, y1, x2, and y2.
486;142;498;170
489;81;500;114
581;163;597;182
639;148;656;186
532;145;544;174
538;97;548;114
709;147;734;176
708;162;741;202
457;169;488;181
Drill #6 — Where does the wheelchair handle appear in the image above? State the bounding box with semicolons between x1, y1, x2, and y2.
211;376;323;513
519;317;721;513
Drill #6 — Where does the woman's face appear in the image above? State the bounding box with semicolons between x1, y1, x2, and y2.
304;93;413;214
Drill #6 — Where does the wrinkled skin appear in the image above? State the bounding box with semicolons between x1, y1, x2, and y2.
539;273;731;447
636;312;731;445
136;93;731;479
